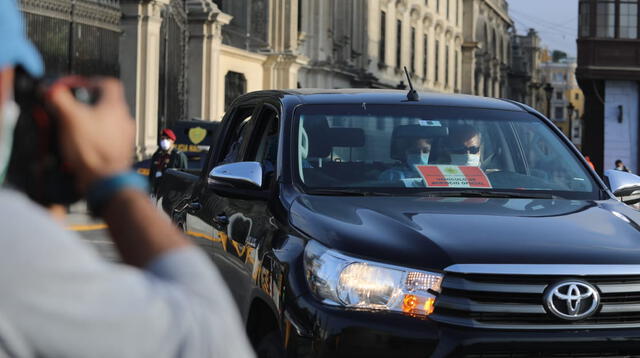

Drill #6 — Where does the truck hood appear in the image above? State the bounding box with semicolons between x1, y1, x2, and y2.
289;195;640;271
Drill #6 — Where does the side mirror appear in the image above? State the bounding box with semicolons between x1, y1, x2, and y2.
209;161;263;190
604;169;640;205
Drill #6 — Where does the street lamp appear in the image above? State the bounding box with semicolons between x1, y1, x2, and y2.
567;102;575;142
544;83;554;118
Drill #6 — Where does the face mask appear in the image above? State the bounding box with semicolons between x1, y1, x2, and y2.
160;139;172;151
0;100;20;184
406;152;430;166
450;153;480;166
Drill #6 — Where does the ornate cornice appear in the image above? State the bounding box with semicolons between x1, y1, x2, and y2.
19;0;120;31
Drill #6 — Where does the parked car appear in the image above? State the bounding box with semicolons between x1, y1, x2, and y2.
134;119;219;176
157;89;640;358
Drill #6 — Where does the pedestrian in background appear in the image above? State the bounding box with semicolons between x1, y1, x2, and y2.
584;155;595;170
149;128;188;195
0;1;254;357
615;159;632;173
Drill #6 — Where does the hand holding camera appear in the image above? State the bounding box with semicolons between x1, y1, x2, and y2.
9;71;134;205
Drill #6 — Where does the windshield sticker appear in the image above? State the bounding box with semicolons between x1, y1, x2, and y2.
419;120;441;127
416;165;492;188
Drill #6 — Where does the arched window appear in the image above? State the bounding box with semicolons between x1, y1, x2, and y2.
224;71;247;111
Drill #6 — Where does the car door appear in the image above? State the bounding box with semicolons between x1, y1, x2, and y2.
183;103;257;294
207;103;284;318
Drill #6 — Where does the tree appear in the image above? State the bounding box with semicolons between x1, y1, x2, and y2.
552;50;568;63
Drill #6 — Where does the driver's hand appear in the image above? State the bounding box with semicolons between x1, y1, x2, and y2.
49;79;134;194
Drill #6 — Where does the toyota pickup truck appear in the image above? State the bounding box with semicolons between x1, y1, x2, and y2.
157;89;640;358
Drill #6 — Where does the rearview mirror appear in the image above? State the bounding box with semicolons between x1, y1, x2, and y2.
604;169;640;205
209;161;263;190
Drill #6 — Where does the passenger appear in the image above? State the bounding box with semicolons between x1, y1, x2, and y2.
442;124;482;166
379;136;432;181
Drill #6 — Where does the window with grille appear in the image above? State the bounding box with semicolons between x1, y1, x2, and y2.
596;0;615;38
579;1;590;37
620;1;638;39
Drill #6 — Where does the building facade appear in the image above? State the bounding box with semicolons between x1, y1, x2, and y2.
460;0;512;97
508;28;544;109
577;0;640;173
541;58;584;147
298;0;464;93
21;0;307;158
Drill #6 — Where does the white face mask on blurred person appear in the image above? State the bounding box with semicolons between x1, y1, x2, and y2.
450;153;481;167
159;139;172;151
406;152;430;166
0;100;20;184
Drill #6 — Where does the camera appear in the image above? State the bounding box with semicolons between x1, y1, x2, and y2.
7;67;100;206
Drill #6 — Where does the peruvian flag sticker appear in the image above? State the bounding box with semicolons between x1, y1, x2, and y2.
416;165;492;188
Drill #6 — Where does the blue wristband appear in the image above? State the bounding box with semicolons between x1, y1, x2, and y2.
87;171;149;216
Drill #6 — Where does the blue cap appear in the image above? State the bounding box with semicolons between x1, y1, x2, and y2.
0;0;44;76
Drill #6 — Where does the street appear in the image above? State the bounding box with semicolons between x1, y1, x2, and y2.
65;203;120;262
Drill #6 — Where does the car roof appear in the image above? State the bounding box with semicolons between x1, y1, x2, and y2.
237;89;526;111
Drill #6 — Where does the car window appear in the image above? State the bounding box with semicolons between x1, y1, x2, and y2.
294;104;599;200
246;108;279;174
219;107;254;165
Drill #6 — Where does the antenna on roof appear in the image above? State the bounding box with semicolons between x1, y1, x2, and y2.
403;66;419;102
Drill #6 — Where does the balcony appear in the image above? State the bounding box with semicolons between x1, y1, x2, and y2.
577;38;640;80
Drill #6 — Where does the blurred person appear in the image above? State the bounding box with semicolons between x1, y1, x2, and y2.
584;155;595;170
149;128;187;195
615;159;632;173
0;1;254;357
379;136;433;182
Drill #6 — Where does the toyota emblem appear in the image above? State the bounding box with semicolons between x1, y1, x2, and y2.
543;281;600;321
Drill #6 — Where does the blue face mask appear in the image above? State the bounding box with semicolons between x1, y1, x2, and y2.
0;100;20;185
406;152;430;166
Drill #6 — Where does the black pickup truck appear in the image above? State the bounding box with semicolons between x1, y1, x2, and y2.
157;89;640;358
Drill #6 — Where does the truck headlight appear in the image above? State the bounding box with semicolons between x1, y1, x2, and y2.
303;240;443;317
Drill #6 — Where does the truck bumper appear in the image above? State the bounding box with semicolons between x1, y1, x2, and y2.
284;294;640;358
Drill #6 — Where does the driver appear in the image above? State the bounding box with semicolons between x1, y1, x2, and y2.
379;136;432;181
442;124;482;166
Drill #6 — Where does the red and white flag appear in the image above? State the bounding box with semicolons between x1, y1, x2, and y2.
416;165;492;188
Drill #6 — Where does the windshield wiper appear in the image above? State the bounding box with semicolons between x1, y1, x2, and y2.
306;189;392;196
419;190;558;199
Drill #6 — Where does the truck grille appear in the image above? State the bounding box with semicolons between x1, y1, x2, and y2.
431;273;640;329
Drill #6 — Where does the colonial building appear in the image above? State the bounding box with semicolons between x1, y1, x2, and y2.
508;28;544;109
576;0;640;173
461;0;512;97
20;0;307;158
298;0;464;93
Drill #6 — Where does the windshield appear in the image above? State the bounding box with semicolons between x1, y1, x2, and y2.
294;104;600;200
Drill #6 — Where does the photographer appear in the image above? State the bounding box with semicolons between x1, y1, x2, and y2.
0;1;254;357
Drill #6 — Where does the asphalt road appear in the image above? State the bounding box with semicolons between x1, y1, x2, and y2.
65;202;120;262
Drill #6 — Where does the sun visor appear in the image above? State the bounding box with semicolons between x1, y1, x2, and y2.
393;124;449;138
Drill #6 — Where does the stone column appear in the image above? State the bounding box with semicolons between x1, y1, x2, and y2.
461;42;477;95
186;0;231;122
120;0;169;159
263;0;309;89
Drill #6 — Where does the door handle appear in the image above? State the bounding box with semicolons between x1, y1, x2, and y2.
212;214;229;229
187;202;202;213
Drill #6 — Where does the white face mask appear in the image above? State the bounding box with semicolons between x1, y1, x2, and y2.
159;139;172;151
450;153;481;167
0;100;20;184
406;152;430;166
